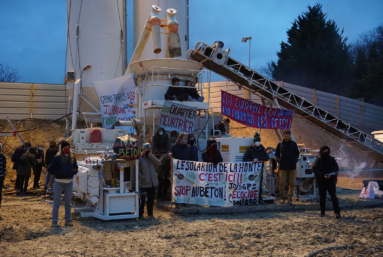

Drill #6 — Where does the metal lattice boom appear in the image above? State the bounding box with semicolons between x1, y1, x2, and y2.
187;41;383;163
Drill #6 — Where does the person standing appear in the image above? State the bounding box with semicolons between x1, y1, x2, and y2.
188;134;198;161
44;141;58;191
169;133;192;161
152;127;170;155
48;140;78;227
12;142;31;192
164;77;188;101
202;139;223;165
223;118;230;135
243;132;270;162
139;143;161;219
0;143;6;207
275;129;299;205
34;144;45;189
313;146;341;219
17;147;37;196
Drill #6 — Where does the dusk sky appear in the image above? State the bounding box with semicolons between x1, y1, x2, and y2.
0;0;382;84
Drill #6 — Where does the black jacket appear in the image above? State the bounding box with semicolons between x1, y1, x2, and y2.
188;87;201;100
0;152;6;178
170;142;192;161
202;150;223;165
313;146;339;179
47;154;78;179
275;140;300;170
164;86;188;101
45;147;58;167
12;145;25;170
35;150;45;167
153;128;170;153
243;145;270;162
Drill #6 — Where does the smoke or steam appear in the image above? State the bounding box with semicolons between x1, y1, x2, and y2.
335;145;367;178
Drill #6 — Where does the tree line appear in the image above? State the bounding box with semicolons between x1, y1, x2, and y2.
263;4;383;107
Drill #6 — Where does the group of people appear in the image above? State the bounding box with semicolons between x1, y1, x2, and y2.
164;77;204;102
3;138;78;227
140;127;341;220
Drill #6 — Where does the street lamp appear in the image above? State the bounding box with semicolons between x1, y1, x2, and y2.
242;37;252;100
241;36;252;68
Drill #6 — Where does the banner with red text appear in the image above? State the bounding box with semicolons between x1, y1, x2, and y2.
221;90;294;129
172;159;262;206
159;101;197;134
93;74;136;131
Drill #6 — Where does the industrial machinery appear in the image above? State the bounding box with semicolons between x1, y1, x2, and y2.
73;154;140;220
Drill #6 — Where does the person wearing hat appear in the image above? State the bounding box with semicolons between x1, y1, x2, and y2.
164;77;189;101
47;140;78;227
33;144;45;189
243;132;269;162
139;143;161;220
0;143;6;207
275;129;300;205
202;139;223;165
12;142;31;192
313;146;341;218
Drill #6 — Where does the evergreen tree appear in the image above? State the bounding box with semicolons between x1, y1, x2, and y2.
270;4;352;95
352;25;383;106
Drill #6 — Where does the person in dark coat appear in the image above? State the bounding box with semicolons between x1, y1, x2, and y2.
212;121;226;136
152;127;170;155
313;146;341;219
275;129;300;205
186;80;204;102
33;143;45;189
48;140;78;227
0;143;6;207
188;134;198;161
169;132;192;161
202;139;223;165
44;141;59;191
164;77;188;101
12;142;31;191
243;132;270;162
17;147;36;196
157;154;171;201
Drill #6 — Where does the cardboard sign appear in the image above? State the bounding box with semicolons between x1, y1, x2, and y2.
221;90;294;130
172;159;262;206
159;101;197;133
112;135;142;160
93;74;136;130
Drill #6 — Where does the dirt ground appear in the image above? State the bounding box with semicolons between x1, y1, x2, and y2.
0;192;383;257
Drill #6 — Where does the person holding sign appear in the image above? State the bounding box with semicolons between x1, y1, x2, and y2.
275;130;300;205
164;77;189;101
169;133;192;161
139;143;161;220
243;132;269;163
202;139;223;165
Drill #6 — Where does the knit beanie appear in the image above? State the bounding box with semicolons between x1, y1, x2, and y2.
253;132;261;142
60;140;70;149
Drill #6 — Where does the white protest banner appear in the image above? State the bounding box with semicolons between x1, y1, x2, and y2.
159;101;197;134
172;159;262;206
93;74;136;131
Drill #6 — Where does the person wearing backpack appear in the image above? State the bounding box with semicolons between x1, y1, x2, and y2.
0;143;6;207
48;140;78;227
17;147;36;196
12;142;31;192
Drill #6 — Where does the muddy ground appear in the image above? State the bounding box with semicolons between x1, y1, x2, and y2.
1;188;383;256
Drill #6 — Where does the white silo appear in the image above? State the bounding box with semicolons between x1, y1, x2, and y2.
133;0;189;60
65;0;127;123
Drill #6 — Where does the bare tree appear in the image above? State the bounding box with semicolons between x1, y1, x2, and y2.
0;64;21;82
